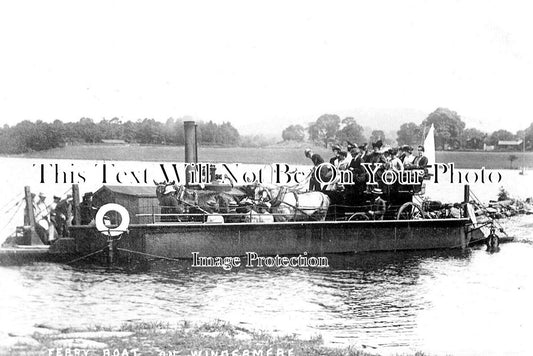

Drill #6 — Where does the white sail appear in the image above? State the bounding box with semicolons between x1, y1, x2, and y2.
423;123;436;166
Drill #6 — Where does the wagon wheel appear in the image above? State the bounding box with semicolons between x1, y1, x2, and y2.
348;212;370;221
396;202;426;220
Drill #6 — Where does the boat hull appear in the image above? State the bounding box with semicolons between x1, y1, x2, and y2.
69;218;471;260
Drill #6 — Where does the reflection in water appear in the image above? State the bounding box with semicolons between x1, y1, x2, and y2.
1;216;532;355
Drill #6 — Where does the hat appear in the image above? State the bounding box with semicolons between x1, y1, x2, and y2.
371;188;383;195
379;144;391;154
347;141;357;150
304;148;312;156
164;185;175;195
38;192;46;198
53;195;61;200
331;144;341;151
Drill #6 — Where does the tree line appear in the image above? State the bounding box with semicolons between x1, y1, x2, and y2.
282;108;533;151
0;118;241;154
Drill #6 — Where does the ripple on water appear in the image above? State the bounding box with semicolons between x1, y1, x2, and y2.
1;215;533;355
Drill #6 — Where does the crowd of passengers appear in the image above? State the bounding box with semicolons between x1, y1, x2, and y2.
304;140;429;218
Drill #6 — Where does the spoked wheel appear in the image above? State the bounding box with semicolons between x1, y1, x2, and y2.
396;202;426;220
348;212;370;221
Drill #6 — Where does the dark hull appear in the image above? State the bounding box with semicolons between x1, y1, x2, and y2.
69;218;471;261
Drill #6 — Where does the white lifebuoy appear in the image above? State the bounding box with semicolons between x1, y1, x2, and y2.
95;203;130;237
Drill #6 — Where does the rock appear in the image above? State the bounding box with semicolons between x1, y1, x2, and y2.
52;331;134;339
33;327;61;336
234;331;252;341
0;336;41;349
34;322;69;331
52;339;108;349
9;326;60;337
199;331;220;338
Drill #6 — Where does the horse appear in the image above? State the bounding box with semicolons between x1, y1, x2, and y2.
253;183;330;222
154;181;184;222
172;184;239;214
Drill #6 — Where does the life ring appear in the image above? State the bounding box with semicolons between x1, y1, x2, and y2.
95;204;130;237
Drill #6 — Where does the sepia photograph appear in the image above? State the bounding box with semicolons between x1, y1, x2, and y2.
1;1;532;355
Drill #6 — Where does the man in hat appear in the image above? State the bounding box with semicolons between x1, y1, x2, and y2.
330;144;341;167
49;196;61;237
34;192;48;221
368;188;386;220
367;140;385;164
55;195;73;237
359;143;369;163
305;149;325;191
34;192;57;244
80;192;96;225
346;143;367;205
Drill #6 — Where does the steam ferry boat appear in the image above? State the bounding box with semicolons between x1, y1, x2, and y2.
1;121;489;264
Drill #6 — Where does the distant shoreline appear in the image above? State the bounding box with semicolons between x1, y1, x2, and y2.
1;143;532;169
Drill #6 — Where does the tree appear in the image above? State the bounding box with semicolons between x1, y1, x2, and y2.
421;108;465;149
336;117;365;144
369;130;385;143
308;114;340;147
524;122;533;150
487;129;515;146
281;124;305;141
397;122;423;146
460;128;486;149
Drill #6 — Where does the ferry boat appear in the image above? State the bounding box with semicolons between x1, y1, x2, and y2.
1;121;486;264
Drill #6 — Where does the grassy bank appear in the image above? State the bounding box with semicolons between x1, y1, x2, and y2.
1;320;429;356
4;143;533;169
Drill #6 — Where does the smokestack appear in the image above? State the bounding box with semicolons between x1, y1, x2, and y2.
184;121;198;186
184;121;197;164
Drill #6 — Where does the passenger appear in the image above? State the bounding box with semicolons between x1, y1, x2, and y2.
80;192;95;225
327;150;351;192
34;192;54;244
358;143;368;163
413;145;428;170
368;188;386;220
389;148;404;171
55;195;73;236
337;151;351;171
403;146;416;167
305;148;326;191
49;196;61;237
347;143;367;205
330;144;341;167
383;149;392;167
34;192;48;221
367;140;385;164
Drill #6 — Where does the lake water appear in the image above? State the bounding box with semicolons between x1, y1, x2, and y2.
1;158;533;355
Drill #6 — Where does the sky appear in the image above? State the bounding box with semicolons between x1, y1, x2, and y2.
0;0;532;136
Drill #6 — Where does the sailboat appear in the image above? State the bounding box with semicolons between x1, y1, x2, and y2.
423;123;436;166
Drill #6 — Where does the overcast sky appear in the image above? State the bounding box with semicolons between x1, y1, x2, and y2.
0;0;531;135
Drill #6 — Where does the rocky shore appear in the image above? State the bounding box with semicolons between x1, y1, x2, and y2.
0;320;425;356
